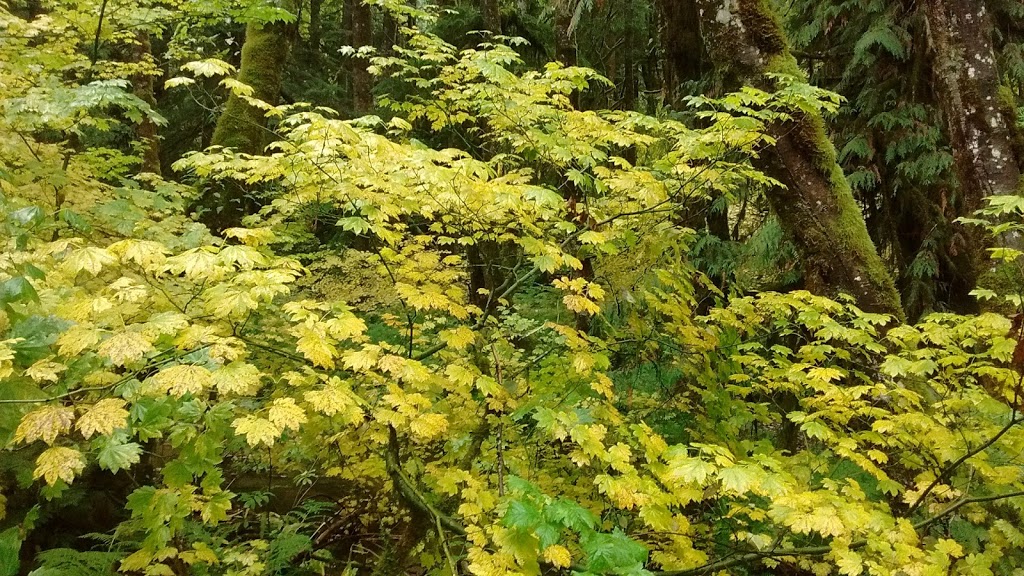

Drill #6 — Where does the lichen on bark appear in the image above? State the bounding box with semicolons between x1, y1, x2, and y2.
925;0;1024;309
697;0;904;318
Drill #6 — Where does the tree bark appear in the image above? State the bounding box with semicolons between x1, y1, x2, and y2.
347;0;373;115
480;0;501;35
657;0;705;103
197;6;295;231
621;2;637;111
131;32;161;176
553;0;596;331
553;0;577;68
697;0;904;318
310;0;323;53
926;0;1023;301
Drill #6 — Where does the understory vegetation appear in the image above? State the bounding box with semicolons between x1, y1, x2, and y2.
3;1;1024;575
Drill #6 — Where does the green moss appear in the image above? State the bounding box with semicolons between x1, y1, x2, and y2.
765;53;805;80
211;18;294;153
787;103;903;318
199;8;296;230
737;0;788;57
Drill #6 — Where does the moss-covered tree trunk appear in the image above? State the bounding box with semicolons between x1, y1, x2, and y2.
697;0;904;318
197;6;295;231
210;15;293;152
926;0;1023;301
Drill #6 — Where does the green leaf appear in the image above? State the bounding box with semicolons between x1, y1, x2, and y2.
28;549;120;576
545;498;598;532
0;276;39;304
8;206;43;226
581;529;648;572
503;499;542;530
95;437;141;473
0;528;21;576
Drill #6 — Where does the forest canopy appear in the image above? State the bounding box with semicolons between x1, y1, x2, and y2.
3;0;1024;575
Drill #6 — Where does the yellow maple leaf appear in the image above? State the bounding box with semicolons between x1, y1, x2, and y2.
409;413;448;440
25;360;67;383
294;324;336;369
174;325;220;349
223;226;276;246
98;331;154;366
233;416;281;447
267;398;307;431
147;364;212;397
440;326;476;350
34;446;86;486
65;247;116;276
342;345;380;372
212;362;263;395
165;248;223;280
57;326;102;357
542;545;571;568
109;239;170;270
76;398;129;439
305;379;364;421
325;314;367;341
15;406;75;445
218;245;268;270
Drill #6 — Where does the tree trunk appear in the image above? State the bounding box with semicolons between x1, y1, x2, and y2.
480;0;501;35
131;32;161;176
211;18;293;151
697;0;904;318
657;0;704;104
197;6;295;231
553;0;576;68
926;0;1023;303
347;0;373;115
621;2;637;111
310;0;323;53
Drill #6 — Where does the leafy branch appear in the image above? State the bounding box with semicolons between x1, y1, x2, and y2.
0;345;212;405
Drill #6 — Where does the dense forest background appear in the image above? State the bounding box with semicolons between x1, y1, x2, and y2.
3;0;1024;574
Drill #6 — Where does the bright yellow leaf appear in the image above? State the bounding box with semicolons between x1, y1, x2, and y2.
98;331;154;366
212;362;263;396
15;406;75;445
76;398;129;439
267;398;307;431
233;416;281;447
542;545;571;568
34;446;86;486
65;247;116;276
294;324;336;369
25;360;67;383
147;364;212;397
57;326;102;357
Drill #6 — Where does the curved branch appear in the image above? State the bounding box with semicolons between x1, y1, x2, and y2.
384;425;467;536
906;410;1023;516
